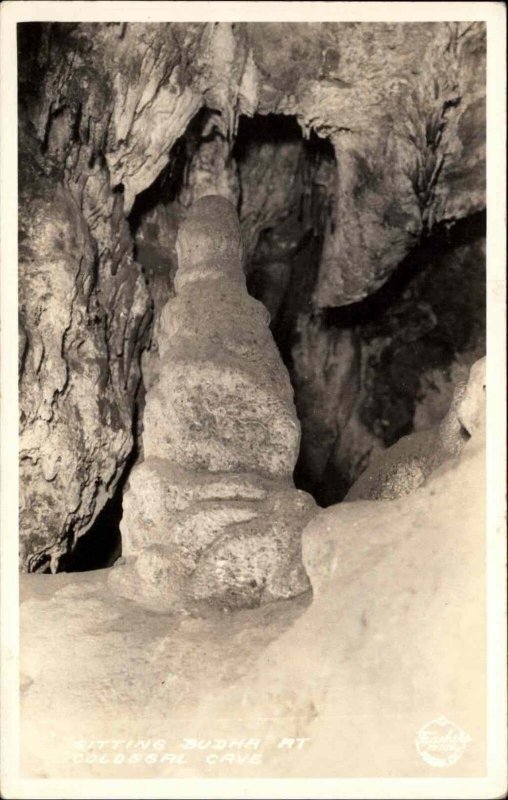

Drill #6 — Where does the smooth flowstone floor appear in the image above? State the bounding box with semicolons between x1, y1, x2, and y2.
20;432;486;779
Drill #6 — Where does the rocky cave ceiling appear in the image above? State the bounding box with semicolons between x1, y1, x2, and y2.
17;21;486;571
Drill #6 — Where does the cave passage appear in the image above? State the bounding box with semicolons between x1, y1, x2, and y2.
59;491;122;572
234;113;338;361
59;112;486;570
59;408;141;572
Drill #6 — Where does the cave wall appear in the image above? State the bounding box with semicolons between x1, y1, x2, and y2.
18;21;486;569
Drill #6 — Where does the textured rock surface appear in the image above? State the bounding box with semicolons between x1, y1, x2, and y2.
291;229;486;504
20;374;486;778
245;21;486;306
18;22;486;566
345;356;485;501
108;196;315;611
18;124;151;572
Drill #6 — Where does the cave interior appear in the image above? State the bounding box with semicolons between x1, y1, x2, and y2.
17;22;486;574
65;108;485;572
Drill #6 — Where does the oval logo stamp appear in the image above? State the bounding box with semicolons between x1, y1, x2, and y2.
415;716;472;767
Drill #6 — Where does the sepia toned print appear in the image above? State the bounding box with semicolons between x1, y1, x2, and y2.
1;3;506;799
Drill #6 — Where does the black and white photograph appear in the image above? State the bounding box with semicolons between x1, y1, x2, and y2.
1;2;506;798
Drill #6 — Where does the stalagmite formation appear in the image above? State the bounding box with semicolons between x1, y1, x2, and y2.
109;196;316;611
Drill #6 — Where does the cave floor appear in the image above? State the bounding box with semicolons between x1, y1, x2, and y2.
20;431;486;780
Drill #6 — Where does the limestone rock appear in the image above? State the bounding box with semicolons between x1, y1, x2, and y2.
18;130;151;571
345;355;486;501
457;355;486;437
109;196;316;611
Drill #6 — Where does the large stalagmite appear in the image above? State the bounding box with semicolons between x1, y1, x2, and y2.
109;195;316;611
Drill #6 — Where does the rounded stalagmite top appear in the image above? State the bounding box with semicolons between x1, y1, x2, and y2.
175;195;244;288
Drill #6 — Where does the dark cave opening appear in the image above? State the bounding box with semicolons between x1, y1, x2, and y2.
291;210;486;508
321;210;486;331
128;106;216;236
58;404;142;572
59;488;123;572
232;113;303;156
232;113;338;364
337;210;486;449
